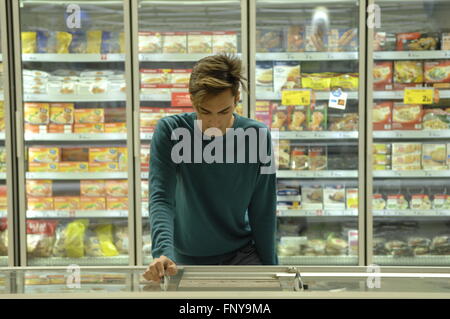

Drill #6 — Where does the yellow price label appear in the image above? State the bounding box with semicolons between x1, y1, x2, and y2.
281;90;310;106
404;88;434;105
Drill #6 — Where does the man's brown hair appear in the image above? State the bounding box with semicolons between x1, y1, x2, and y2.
189;54;247;108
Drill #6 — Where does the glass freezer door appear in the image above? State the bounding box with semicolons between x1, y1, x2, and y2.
134;0;246;266
252;0;365;265
368;0;450;266
15;0;134;266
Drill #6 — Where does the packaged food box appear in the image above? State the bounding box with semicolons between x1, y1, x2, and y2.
105;180;128;197
328;28;358;52
373;154;391;167
286;25;305;52
328;113;358;131
88;162;119;172
290;146;308;170
0;148;5;164
47;124;71;134
256;62;273;91
386;194;409;210
140;69;171;85
61;147;89;162
26;180;52;197
105;123;127;133
77;78;107;95
162;32;187;53
68;30;88;54
394;61;424;84
86;30;102;54
374;32;397;51
21;32;37;53
346;188;358;209
308;146;327;171
372;193;386;210
305;25;327;52
330;73;359;90
255;101;272;127
117;147;128;171
141;181;149;201
348;230;359;256
187;32;212;53
138;32;162;53
58;162;89;173
24;103;49;125
308;103;327;131
54;197;80;210
276;140;290;169
324;185;346;209
79;197;106;210
392;143;422;170
106;197;128;210
410;194;432;210
28;147;60;163
422;144;447;170
49;103;74;124
101;31;124;54
104;107;126;123
422;109;450;130
80;180;106;197
373;61;393;90
288;105;307;131
212;31;237;53
256;28;283;52
432;194;450;210
273;61;301;92
392;104;422;130
89;148;119;163
270;104;288;131
424;61;450;83
140;83;171;95
396;32;439;51
74;108;104;124
27;197;53;211
442;33;450;51
373;102;392;130
74;123;105;133
28;162;59;172
302;186;323;210
301;73;333;91
171;69;191;85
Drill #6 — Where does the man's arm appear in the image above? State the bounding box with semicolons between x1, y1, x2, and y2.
247;129;278;265
149;118;177;261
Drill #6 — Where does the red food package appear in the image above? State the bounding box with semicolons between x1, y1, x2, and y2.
255;100;272;127
396;32;422;51
26;220;58;257
392;103;423;130
288;105;307;131
424;61;450;83
373;102;392;131
373;61;393;90
270;103;289;131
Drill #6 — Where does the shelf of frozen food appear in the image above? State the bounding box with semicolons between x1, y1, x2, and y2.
278;256;358;265
373;90;450;100
0;174;6;180
256;91;358;100
374;51;450;60
256;52;358;61
276;170;358;179
373;170;450;178
140;133;154;140
139;53;229;62
373;130;450;140
24;133;127;142
26;172;128;180
373;210;450;217
277;209;358;217
24;284;128;294
23;93;126;102
278;131;358;140
22;54;126;62
27;256;130;267
26;210;129;219
373;256;450;266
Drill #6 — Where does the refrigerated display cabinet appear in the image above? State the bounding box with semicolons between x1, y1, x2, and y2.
367;0;450;266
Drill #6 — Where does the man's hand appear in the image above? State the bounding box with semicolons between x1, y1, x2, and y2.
143;256;178;282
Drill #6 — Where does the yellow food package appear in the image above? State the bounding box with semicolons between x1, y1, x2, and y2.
330;73;359;90
26;180;52;197
58;162;89;173
95;224;119;256
88;162;119;172
86;30;102;54
80;180;106;197
106;197;128;210
24;103;50;125
21;32;37;53
116;147;128;171
120;32;125;53
27;197;54;210
301;73;332;91
54;197;80;210
56;32;72;54
28;147;60;163
64;219;89;258
105;180;128;197
50;103;74;124
89;147;119;163
28;162;59;172
79;197;106;210
74;108;104;124
74;123;105;133
105;123;126;133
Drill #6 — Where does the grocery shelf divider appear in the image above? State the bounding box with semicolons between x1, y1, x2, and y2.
22;53;126;62
373;210;450;217
373;51;450;60
27;256;130;267
373;130;450;139
277;209;359;217
276;170;358;179
373;90;450;100
278;256;359;266
373;256;450;266
256;91;358;101
26;172;128;180
256;52;358;61
26;210;129;219
278;131;358;140
139;133;153;140
139;53;226;62
23;93;127;102
373;170;450;178
24;133;127;141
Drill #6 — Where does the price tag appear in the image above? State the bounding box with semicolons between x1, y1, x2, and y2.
101;54;108;61
404;88;434;104
329;88;347;110
281;90;310;106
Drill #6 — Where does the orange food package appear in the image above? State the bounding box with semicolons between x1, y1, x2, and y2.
49;103;74;124
28;147;60;163
28;162;59;172
373;61;393;90
373;102;393;130
79;197;106;210
26;180;52;197
106;197;128;210
88;162;119;172
392;104;423;130
89;147;119;163
116;147;128;171
74;108;104;124
74;123;105;133
105;123;127;133
80;180;106;197
24;103;50;125
48;124;72;133
58;162;89;173
105;180;128;197
53;197;80;210
27;197;54;210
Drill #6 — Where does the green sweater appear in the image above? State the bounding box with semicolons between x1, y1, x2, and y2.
149;112;278;265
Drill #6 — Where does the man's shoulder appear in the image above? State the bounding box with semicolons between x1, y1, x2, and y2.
158;112;194;130
236;114;270;131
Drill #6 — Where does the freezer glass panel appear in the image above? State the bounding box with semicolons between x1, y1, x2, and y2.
371;0;450;266
255;1;361;265
138;0;243;266
19;0;131;266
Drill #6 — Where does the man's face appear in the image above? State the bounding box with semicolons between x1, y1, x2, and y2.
193;88;239;135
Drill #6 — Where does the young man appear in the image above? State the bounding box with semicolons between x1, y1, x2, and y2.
143;54;277;283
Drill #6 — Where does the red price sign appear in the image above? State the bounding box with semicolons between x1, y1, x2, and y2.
171;92;192;107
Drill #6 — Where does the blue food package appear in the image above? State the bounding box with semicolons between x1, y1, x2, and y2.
37;31;50;53
277;188;299;196
69;30;87;53
101;31;121;54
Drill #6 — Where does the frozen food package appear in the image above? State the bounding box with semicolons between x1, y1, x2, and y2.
27;220;58;257
101;31;122;54
432;194;448;210
273;61;301;92
105;123;126;133
255;62;273;91
424;61;450;83
26;180;52;197
290;146;308;170
117;147;128;171
330;73;359;90
78;77;108;94
328;113;358;131
305;25;327;52
58;162;89;173
24;103;49;125
162;32;187;53
276;140;290;169
53;197;80;210
105;180;128;197
89;147;119;163
80;180;106;197
79;197;106;210
0;147;5;164
212;31;237;54
442;33;450;50
301;73;333;91
28;147;60;163
86;30;102;54
74;123;104;133
372;193;386;210
21;32;37;53
141;181;149;201
255;101;272;127
64;219;88;258
270;104;288;131
346;188;358;209
84;233;103;257
140;69;171;85
325;234;348;256
171;69;191;85
422;144;447;170
288;105;307;131
302;186;323;209
106;197;128;210
394;61;424;84
88;162;119;172
338;28;358;52
56;32;72;54
286;25;305;52
49;103;74;124
392;143;422;170
373;32;397;51
256;29;284;52
188;32;212;53
28;162;59;173
27;197;54;211
95;224;119;256
373;61;393;90
139;32;162;53
308;104;327;131
386;194;409;210
69;30;87;54
308;146;327;171
410;194;432;210
61;147;89;162
74;108;104;124
0;229;8;256
324;185;346;209
396;32;439;51
373;102;392;130
392;103;422;130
